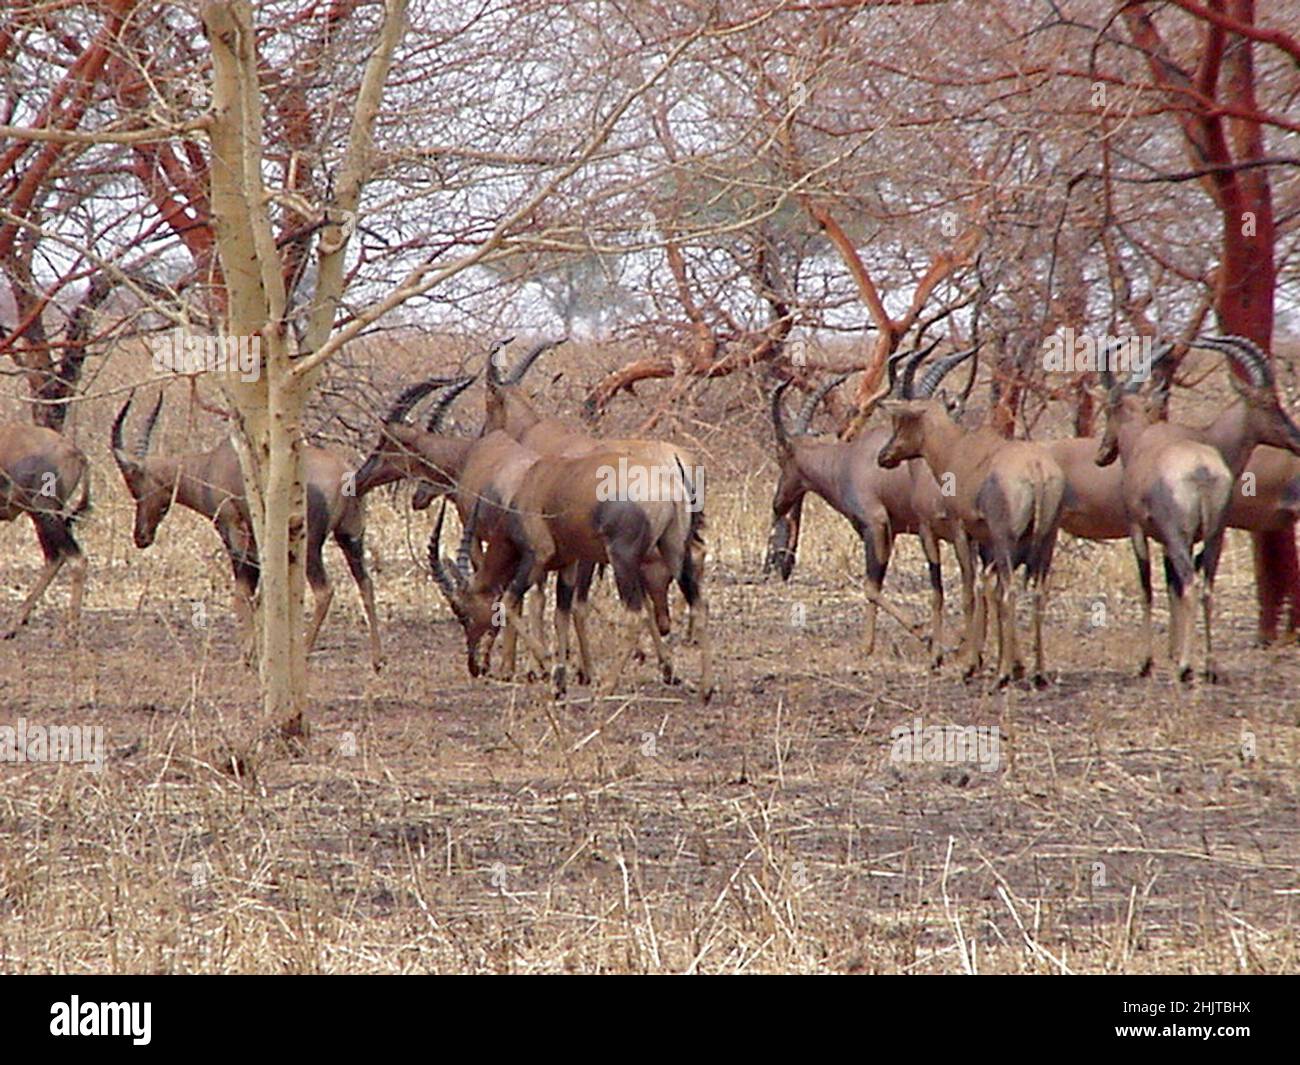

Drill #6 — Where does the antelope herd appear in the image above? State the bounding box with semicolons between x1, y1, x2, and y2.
0;334;1296;695
766;334;1300;687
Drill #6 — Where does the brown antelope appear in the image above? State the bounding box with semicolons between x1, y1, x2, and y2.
1095;358;1233;682
480;338;707;644
429;441;712;700
1180;336;1300;498
112;395;384;669
0;423;90;639
764;348;966;666
420;420;690;687
878;347;1066;687
354;370;663;678
354;368;661;684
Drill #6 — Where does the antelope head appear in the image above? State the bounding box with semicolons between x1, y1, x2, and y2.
1094;347;1164;467
482;336;565;434
764;373;849;578
764;346;921;578
878;345;977;469
1199;335;1300;455
428;499;498;676
111;392;169;548
353;375;472;495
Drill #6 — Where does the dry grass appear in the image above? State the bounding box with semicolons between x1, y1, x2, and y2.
0;339;1297;973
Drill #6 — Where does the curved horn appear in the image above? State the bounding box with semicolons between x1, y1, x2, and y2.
1201;335;1272;389
900;337;941;399
1149;340;1175;373
793;373;849;434
428;501;468;618
426;374;477;432
111;395;138;473
915;346;977;399
770;380;795;450
484;335;516;387
1145;339;1176;381
884;346;912;396
1112;338;1155;395
1098;340;1117;397
503;336;565;386
847;349;915;418
137;391;164;460
955;343;980;409
382;378;445;425
455;499;480;585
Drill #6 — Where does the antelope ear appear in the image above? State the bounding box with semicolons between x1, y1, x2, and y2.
878;400;903;417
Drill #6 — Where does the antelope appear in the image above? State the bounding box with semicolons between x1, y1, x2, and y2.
482;336;591;455
0;423;90;639
354;370;667;683
764;347;966;666
435;423;691;686
878;347;1066;687
1088;335;1300;676
1053;436;1300;546
354;368;675;679
1095;356;1233;682
429;440;712;700
111;395;384;669
1177;336;1300;497
480;337;708;645
1047;339;1300;648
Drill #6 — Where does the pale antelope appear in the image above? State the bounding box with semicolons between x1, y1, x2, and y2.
879;347;1065;687
112;395;383;669
1051;337;1300;545
1089;335;1300;677
1095;357;1233;682
0;423;90;639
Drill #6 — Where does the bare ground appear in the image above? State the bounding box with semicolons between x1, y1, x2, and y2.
0;486;1297;974
0;345;1297;973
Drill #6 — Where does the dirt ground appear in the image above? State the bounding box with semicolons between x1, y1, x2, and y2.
0;344;1297;973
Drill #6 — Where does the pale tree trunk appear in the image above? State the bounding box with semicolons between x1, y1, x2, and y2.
205;0;304;735
202;0;407;741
